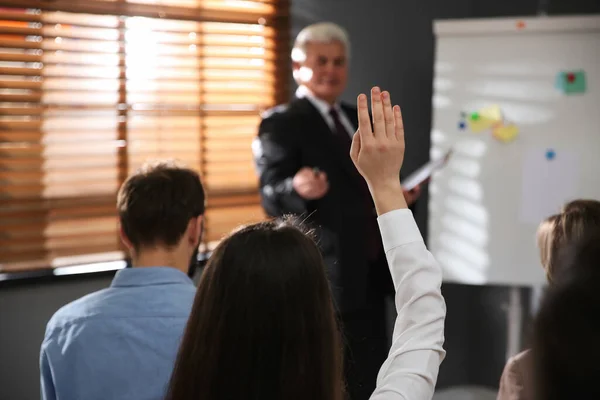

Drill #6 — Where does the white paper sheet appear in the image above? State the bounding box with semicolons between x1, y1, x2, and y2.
403;149;453;191
519;148;579;225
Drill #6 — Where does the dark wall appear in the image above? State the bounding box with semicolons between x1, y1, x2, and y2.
0;274;115;400
549;0;600;14
291;0;598;390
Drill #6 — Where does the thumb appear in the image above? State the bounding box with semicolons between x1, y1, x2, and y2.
350;131;361;162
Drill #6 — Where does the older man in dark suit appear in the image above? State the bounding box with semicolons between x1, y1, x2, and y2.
252;22;421;400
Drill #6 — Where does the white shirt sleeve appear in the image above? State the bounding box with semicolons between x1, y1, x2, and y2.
370;209;447;400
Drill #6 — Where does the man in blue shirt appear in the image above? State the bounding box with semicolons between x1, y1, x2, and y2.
40;160;205;400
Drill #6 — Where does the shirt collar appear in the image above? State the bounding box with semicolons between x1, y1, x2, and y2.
110;267;194;288
295;85;342;115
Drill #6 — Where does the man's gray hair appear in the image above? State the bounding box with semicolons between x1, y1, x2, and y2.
291;22;350;63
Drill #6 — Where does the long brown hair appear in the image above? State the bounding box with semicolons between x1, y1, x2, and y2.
165;217;344;400
536;199;600;283
532;229;600;399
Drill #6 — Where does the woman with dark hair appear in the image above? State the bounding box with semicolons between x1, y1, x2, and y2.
531;229;600;400
167;217;344;400
165;87;446;400
497;199;600;400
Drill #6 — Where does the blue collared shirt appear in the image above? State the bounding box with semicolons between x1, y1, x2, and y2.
40;267;196;400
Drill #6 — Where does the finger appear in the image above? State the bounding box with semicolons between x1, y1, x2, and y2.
350;131;361;162
381;91;394;138
371;86;384;138
356;94;372;139
393;105;404;142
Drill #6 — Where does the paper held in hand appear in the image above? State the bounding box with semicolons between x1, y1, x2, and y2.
402;149;453;191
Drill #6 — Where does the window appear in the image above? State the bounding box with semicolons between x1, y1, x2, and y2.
0;0;290;272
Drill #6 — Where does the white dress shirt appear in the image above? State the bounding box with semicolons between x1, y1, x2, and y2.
295;85;356;138
371;209;447;400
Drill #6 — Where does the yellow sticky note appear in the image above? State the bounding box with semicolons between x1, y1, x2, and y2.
478;105;503;122
468;116;495;133
493;123;519;143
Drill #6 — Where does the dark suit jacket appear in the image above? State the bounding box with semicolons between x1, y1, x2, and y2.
253;97;390;312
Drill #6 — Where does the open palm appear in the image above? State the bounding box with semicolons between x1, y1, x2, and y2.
350;87;405;192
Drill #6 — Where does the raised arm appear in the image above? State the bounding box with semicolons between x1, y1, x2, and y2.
350;87;446;399
371;208;446;399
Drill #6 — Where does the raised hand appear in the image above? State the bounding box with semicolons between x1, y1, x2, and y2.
350;87;407;215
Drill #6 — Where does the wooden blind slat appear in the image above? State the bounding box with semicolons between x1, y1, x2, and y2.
0;10;43;23
0;93;42;102
0;79;43;90
0;38;43;50
0;106;44;115
0;66;42;76
0;25;42;36
0;52;43;63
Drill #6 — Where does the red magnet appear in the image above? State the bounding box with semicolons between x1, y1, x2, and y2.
516;20;526;29
566;73;576;83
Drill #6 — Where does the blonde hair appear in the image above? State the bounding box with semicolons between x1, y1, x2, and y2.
537;199;600;283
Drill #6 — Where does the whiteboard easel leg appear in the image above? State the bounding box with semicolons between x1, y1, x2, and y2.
506;287;523;360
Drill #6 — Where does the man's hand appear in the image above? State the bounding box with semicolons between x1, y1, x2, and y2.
403;183;421;206
292;167;329;200
350;87;407;215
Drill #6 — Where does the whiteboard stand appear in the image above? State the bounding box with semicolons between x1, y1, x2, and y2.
506;287;523;361
530;284;544;315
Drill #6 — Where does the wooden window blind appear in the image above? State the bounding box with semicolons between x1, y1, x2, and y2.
0;0;290;273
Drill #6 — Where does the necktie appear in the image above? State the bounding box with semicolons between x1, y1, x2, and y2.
329;107;352;149
328;107;381;261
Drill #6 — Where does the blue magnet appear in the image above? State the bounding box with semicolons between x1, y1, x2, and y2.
546;149;556;160
458;121;466;130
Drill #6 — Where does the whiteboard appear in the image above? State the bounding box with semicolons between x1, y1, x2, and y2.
428;15;600;286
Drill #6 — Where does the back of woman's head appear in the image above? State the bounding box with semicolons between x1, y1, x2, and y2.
165;217;344;400
536;199;600;283
532;229;600;400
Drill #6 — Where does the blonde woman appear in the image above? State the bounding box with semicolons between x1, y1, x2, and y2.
497;199;600;400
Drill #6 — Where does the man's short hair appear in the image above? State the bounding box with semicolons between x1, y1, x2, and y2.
117;159;206;251
291;22;350;63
